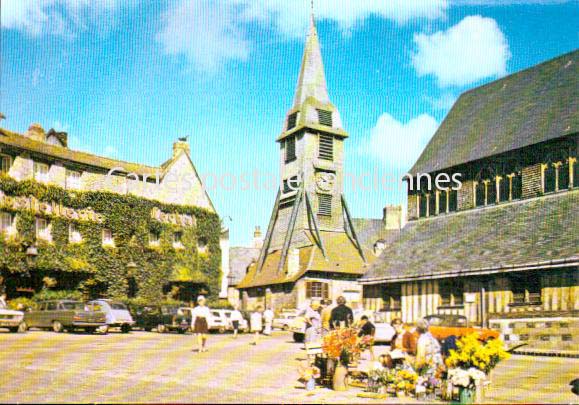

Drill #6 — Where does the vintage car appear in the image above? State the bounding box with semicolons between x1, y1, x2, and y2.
272;313;297;331
424;314;500;342
130;305;189;333
89;299;135;333
372;312;396;344
22;300;107;333
221;309;249;332
0;305;25;333
179;307;230;333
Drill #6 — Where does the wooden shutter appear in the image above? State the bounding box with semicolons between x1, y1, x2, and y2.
306;282;312;298
318;134;333;160
318;194;332;216
287;112;298;130
316;109;332;126
322;283;329;299
285;137;296;162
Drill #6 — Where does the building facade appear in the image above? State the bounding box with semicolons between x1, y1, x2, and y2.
0;123;222;302
360;51;578;351
237;15;395;311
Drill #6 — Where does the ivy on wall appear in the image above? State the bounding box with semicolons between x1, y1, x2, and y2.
0;175;222;302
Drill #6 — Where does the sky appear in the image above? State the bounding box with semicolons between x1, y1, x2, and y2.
1;0;578;246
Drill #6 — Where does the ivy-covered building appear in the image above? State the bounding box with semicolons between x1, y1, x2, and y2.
0;123;222;303
360;50;578;351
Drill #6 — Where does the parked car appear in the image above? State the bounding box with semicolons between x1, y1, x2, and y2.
130;305;189;333
221;309;249;332
372;312;396;343
179;307;229;333
0;305;25;333
89;299;135;333
22;300;106;333
273;313;297;330
424;314;500;342
289;316;307;342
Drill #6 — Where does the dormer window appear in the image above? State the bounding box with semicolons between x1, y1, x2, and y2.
316;109;332;127
318;134;333;161
285;136;296;163
33;161;50;183
1;154;12;174
287;112;298;130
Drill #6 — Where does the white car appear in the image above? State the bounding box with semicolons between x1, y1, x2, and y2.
0;307;25;333
221;310;249;332
273;313;297;330
179;307;229;333
89;299;134;333
372;312;396;343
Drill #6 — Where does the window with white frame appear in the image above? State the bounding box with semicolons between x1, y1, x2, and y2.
173;231;184;248
1;154;12;174
68;223;82;243
66;169;82;189
102;228;114;246
149;230;160;246
35;217;51;241
0;212;15;236
33;161;50;183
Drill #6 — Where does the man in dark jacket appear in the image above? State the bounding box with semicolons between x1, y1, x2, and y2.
329;296;354;329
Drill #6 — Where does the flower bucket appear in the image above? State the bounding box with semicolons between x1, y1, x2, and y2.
332;364;348;391
458;387;475;404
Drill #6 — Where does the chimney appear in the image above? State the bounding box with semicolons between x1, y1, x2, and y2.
173;138;190;158
383;205;403;230
252;226;264;249
26;123;46;142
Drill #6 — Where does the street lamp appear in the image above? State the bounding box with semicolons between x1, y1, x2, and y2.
126;262;138;298
25;244;38;267
126;261;137;277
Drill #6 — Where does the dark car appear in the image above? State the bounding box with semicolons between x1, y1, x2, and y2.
130;305;189;333
22;300;107;333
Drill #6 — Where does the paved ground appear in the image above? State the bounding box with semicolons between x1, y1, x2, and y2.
0;329;576;403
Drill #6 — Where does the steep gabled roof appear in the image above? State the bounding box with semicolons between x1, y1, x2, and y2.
410;50;578;175
360;190;579;284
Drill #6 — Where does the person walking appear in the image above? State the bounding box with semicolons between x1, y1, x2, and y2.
263;306;274;336
230;305;243;339
320;299;333;333
357;315;376;360
329;296;354;329
250;306;263;345
191;295;211;353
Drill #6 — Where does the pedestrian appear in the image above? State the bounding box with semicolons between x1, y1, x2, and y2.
250;305;263;345
0;292;7;309
385;318;418;368
230;304;243;339
320;299;333;333
357;315;376;360
415;318;443;370
329;296;354;329
263;306;274;336
191;295;211;353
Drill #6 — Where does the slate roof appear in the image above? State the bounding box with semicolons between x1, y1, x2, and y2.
228;246;261;286
352;218;401;249
237;231;375;289
410;50;579;175
0;127;159;176
360;190;579;284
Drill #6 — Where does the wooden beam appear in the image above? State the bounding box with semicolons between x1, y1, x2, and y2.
255;190;280;274
278;186;303;274
305;192;326;258
341;194;366;263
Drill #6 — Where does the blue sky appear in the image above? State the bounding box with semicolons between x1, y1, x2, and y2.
2;0;578;245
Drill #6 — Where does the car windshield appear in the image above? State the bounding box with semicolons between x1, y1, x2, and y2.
110;303;127;310
212;311;221;317
426;316;443;326
62;302;85;310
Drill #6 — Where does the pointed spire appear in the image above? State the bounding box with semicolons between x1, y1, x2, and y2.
292;6;329;107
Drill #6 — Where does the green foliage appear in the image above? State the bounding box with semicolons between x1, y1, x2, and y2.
32;289;84;302
0;175;222;302
7;297;36;310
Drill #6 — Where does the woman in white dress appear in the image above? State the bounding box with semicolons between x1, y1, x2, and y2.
191;295;211;353
230;304;244;339
250;306;263;345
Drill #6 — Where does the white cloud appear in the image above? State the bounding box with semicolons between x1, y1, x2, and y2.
361;113;439;171
158;0;448;72
412;15;510;87
425;92;458;111
1;0;128;37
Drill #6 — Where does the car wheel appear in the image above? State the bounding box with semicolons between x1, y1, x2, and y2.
8;327;19;333
157;324;167;333
293;332;304;343
144;327;152;332
99;325;109;334
282;324;289;331
218;327;226;334
52;321;64;333
121;324;131;334
18;322;28;333
177;328;186;334
85;327;96;334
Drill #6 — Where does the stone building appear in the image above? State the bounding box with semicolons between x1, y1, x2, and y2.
360;50;578;351
237;15;398;310
0;123;223;302
226;227;263;307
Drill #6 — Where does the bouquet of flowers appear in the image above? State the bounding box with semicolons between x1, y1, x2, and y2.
322;327;362;365
367;363;395;393
394;369;418;394
447;367;486;389
358;334;374;350
445;333;510;374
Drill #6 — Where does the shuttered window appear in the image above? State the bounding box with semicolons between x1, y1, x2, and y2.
285;136;296;163
318;134;333;161
0;212;14;234
316;109;332;126
287;112;298;130
306;281;329;299
1;155;12;174
317;194;332;216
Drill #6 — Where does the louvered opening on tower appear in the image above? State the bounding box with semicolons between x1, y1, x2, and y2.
317;193;332;216
316;109;332;126
287;112;298;130
285;136;296;163
318;134;333;161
